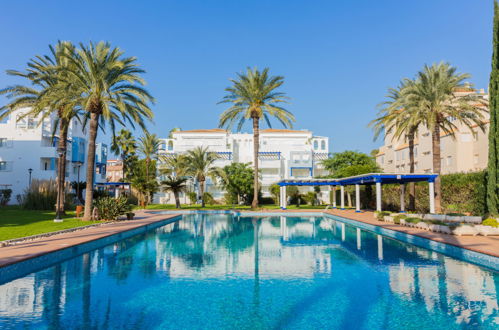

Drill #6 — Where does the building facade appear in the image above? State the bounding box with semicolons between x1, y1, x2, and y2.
0;108;108;204
155;128;329;203
375;88;489;174
106;159;124;182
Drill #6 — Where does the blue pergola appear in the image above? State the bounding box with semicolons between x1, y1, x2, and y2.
277;173;438;213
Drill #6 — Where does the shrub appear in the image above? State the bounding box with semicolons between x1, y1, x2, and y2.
94;197;131;220
0;189;12;206
259;197;275;205
203;192;215;205
374;211;390;221
393;214;407;224
405;217;421;223
187;192;197;204
302;192;318;205
482;218;499;228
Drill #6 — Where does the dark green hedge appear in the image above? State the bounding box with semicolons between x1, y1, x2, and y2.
380;171;486;216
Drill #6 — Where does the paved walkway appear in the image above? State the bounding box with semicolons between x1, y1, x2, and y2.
0;211;179;268
325;209;499;258
1;209;498;269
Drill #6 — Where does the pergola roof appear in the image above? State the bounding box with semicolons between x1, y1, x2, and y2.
277;173;437;186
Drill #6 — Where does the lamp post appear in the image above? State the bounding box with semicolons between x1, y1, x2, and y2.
54;147;65;223
28;168;33;187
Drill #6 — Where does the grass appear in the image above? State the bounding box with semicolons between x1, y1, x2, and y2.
141;204;340;210
0;206;102;241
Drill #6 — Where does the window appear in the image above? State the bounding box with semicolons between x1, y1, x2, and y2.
313;141;318;150
446;156;452;166
474;154;479;164
0;161;9;171
168;141;173;151
321;141;326;150
0;138;8;147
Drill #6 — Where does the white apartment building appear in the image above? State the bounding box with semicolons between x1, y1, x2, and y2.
0;109;108;204
375;88;489;174
155;128;329;203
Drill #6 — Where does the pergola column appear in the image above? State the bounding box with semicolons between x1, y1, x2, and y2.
399;184;405;213
429;180;435;214
355;184;361;213
332;186;337;208
375;181;382;212
340;185;345;210
280;185;287;209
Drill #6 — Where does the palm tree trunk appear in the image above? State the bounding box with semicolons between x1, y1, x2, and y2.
431;125;442;213
200;179;205;207
252;117;260;209
121;153;126;181
83;112;100;221
174;191;181;208
56;118;69;216
408;129;416;211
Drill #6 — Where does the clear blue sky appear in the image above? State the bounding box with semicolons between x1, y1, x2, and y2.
0;0;493;154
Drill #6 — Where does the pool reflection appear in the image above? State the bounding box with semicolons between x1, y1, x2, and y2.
0;214;497;329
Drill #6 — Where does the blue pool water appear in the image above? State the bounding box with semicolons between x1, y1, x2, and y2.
0;214;498;329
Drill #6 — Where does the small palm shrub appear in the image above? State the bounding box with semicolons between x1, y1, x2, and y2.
203;192;215;205
374;211;390;221
94;197;131;220
393;214;407;224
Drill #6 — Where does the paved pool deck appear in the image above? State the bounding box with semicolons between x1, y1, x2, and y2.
1;208;498;269
0;211;180;268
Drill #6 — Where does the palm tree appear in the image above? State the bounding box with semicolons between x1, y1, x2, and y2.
403;63;488;212
370;79;423;210
63;41;154;220
185;146;219;207
159;153;188;177
111;129;137;180
161;175;187;208
138;132;160;181
0;41;81;216
219;67;295;208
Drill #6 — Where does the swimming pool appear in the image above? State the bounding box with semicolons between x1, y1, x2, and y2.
0;213;498;329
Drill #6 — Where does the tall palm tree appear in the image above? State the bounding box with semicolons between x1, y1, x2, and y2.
0;41;81;216
161;175;187;208
138;132;160;181
111;129;137;180
403;63;488;212
185;146;219;207
219;67;295;208
63;41;154;220
370;79;423;210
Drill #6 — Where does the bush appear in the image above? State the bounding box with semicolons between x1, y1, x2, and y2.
379;171;486;216
187;191;197;204
0;189;12;206
393;214;407;224
19;179;72;210
259;196;275;205
482;218;499;228
374;211;390;221
203;192;215;205
302;192;318;205
94;196;131;220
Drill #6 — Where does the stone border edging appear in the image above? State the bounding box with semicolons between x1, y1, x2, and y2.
0;221;117;247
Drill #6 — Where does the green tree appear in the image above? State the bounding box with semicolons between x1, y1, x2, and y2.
403;63;487;213
321;151;379;178
138;132;160;182
129;159;159;207
159;153;188;177
219;67;295;208
64;41;154;220
370;79;422;210
0;41;81;216
185;146;219;207
161;176;187;208
111;129;137;180
216;163;255;205
488;1;499;216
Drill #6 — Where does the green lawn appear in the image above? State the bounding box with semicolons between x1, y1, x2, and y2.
0;206;102;241
143;204;333;210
